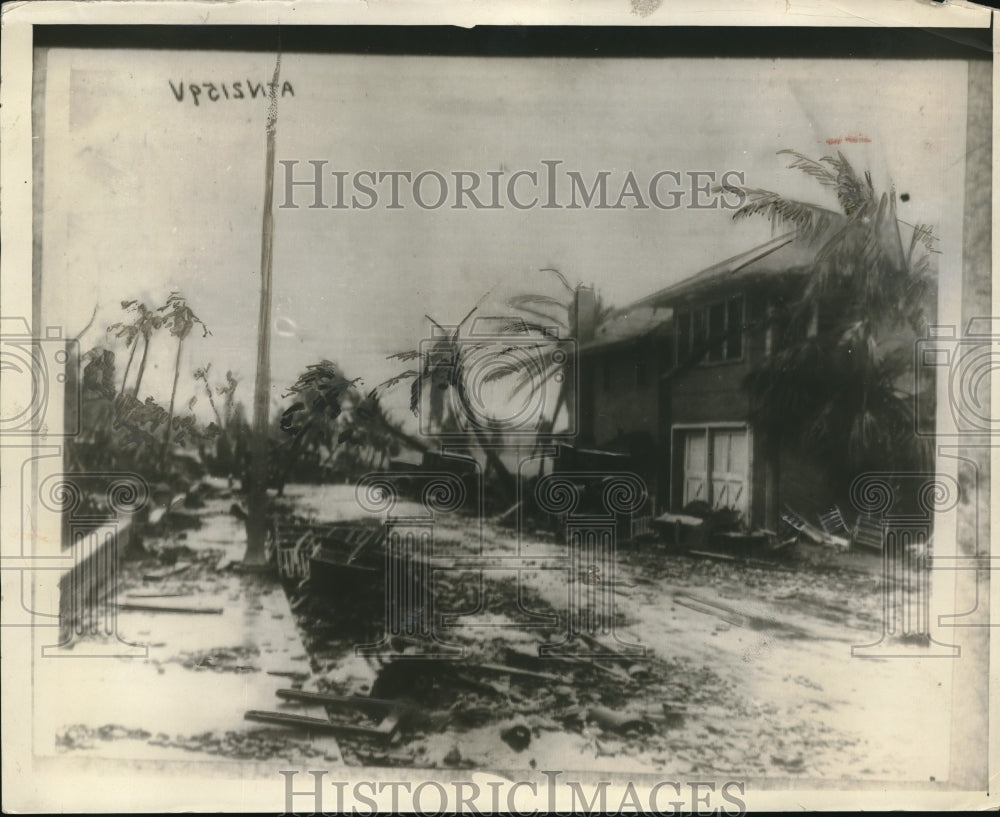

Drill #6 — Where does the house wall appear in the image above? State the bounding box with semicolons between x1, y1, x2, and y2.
667;289;771;526
580;341;668;508
669;289;768;426
578;285;848;530
589;346;659;445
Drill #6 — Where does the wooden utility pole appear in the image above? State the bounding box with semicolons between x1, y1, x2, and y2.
243;52;281;565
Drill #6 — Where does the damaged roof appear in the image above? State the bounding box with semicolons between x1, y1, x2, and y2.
580;305;673;353
582;231;821;354
629;230;814;310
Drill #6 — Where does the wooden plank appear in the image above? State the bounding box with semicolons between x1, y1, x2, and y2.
125;592;186;599
276;689;400;714
467;662;562;683
142;562;192;581
688;550;737;562
245;709;399;739
118;602;223;615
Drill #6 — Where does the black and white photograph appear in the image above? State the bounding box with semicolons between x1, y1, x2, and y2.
1;2;995;812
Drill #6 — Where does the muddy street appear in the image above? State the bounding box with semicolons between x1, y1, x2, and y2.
46;482;951;782
281;484;952;780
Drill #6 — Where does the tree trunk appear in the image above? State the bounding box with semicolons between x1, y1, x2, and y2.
380;419;430;456
468;422;516;505
161;335;184;470
131;334;150;399
204;382;224;428
119;336;139;400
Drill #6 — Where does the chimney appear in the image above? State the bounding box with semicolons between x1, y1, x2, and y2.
573;284;597;343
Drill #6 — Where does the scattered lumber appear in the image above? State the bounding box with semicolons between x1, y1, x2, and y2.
467;662;561;683
495;501;522;524
783;505;849;550
117;602;223;615
573;632;638;665
125;592;186;599
141;562;192;581
266;670;309;681
688;550;737;562
244;709;400;739
276;689;401;715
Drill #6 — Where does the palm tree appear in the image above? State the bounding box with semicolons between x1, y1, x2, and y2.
125;303;164;400
382;306;520;503
506;269;614;436
158;293;211;468
278;361;427;486
278;360;359;488
108;301;144;400
338;389;427;469
721;149;936;483
193;363;225;429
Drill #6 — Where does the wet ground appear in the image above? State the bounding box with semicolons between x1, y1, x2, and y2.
42;487;341;766
45;482;953;782
281;484;952;781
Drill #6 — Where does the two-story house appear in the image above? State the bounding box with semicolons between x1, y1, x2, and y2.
579;231;826;529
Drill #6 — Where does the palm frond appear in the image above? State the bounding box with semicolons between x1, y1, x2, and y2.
540;267;574;295
777;149;838;187
728;187;841;242
373;369;419;394
821;151;874;216
387;350;422;362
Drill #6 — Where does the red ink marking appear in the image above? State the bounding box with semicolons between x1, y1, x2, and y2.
825;134;871;145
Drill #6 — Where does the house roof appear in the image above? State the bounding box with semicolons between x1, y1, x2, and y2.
579;305;673;354
628;231;815;311
581;231;821;354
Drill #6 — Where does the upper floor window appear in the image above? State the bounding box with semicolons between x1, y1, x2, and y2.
635;357;648;388
676;294;744;365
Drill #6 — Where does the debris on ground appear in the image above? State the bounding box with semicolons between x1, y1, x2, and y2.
174;645;260;673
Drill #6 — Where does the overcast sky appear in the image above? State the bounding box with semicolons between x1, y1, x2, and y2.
38;49;969;425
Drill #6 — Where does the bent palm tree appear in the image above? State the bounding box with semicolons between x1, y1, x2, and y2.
158;293;211;468
506;269;614;436
721;149;936;480
381;305;521;502
279;361;427;484
108;300;164;408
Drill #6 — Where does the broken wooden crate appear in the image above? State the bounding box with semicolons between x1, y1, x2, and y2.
274;520;383;581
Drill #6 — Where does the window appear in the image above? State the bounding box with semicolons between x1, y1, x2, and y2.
676;294;744;365
726;295;744;359
635;357;648;388
708;302;726;362
676;312;691;363
692;309;707;353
